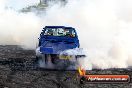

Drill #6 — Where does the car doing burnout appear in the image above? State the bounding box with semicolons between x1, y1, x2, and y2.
36;26;84;69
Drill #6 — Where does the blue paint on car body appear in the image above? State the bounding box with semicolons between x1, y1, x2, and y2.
38;26;80;54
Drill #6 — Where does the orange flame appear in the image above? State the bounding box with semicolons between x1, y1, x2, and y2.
78;67;86;76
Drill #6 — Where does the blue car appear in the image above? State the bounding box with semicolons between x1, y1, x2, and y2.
36;26;83;68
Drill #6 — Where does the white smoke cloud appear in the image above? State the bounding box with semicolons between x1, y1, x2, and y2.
1;0;132;69
42;0;132;69
0;0;42;49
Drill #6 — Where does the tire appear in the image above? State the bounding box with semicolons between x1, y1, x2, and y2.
50;54;58;64
43;54;47;64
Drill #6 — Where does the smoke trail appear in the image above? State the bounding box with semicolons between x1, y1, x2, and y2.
1;0;132;69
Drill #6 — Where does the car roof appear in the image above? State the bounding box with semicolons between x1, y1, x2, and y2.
44;26;75;30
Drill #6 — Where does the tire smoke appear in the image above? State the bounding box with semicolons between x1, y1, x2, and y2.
1;0;132;69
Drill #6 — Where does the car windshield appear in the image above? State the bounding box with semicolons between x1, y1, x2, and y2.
44;28;76;37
